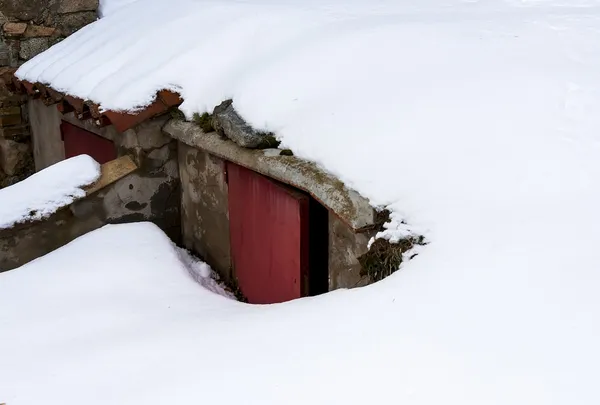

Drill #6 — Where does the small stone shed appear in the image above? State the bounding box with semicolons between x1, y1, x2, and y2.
5;80;382;302
0;2;386;303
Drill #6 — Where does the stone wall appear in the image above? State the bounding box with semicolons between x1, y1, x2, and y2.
56;113;182;243
0;110;182;271
0;0;98;67
0;79;31;187
0;0;98;187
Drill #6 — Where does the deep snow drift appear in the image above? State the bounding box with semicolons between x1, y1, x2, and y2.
8;0;600;403
0;155;100;229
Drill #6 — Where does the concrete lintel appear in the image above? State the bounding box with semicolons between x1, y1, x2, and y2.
164;119;376;231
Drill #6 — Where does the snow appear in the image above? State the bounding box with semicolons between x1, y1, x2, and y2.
177;245;235;298
0;155;100;229
7;1;600;403
98;0;141;17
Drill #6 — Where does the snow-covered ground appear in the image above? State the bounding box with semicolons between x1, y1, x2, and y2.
0;222;565;405
2;220;597;405
6;0;600;403
0;155;100;229
98;0;141;17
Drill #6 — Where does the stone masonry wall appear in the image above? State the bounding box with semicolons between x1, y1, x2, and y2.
0;0;98;188
0;77;30;187
0;109;183;271
58;113;182;243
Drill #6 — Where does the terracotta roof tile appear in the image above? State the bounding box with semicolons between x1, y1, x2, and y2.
13;75;183;132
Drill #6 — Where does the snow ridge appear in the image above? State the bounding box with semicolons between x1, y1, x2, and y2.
0;155;100;229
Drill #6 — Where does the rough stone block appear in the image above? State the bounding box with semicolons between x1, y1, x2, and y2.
3;22;27;37
19;37;49;61
0;0;47;20
24;25;57;38
0;113;21;128
0;94;27;108
0;138;30;175
0;82;11;99
50;36;65;46
20;103;28;122
55;11;97;36
0;40;9;66
57;0;99;14
5;39;19;67
0;66;15;79
0;125;29;142
0;106;21;116
212;100;273;149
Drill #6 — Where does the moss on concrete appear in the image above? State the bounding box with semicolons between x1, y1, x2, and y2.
255;132;281;149
169;107;185;121
193;112;215;133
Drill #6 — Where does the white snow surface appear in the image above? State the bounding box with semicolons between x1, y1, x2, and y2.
0;155;100;229
98;0;141;17
9;1;600;403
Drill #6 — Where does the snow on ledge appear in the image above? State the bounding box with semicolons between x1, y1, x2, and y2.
0;155;101;229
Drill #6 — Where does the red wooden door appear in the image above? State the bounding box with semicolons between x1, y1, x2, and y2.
227;162;309;304
61;121;117;164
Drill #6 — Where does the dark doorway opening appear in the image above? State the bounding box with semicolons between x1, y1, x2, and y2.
226;162;328;304
308;197;329;296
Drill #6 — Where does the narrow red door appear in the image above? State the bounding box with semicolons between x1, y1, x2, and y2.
61;121;117;164
227;162;309;304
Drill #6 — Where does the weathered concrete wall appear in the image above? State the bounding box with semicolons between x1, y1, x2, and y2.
328;214;377;290
179;142;232;283
28;98;64;170
0;199;104;271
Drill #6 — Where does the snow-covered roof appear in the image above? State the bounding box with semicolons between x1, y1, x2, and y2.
10;2;600;402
